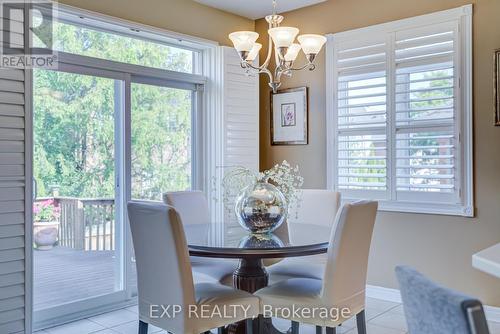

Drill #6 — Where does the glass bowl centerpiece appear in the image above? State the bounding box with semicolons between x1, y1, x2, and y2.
222;161;303;234
235;181;287;233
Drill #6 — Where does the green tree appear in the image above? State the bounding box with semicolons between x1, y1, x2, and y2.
34;21;193;200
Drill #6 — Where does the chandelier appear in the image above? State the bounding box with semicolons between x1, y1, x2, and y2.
228;0;326;93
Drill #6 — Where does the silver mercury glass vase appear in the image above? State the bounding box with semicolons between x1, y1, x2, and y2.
234;181;287;234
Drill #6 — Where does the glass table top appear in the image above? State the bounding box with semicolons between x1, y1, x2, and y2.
184;223;331;259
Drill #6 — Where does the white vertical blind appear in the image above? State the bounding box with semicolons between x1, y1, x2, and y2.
327;5;473;216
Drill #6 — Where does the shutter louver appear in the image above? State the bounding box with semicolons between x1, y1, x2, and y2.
221;47;259;238
335;38;388;197
395;22;458;201
0;6;28;334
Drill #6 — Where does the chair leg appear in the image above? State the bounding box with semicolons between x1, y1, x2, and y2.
291;321;299;334
138;320;148;334
258;315;265;333
316;325;322;334
356;310;367;334
246;319;253;333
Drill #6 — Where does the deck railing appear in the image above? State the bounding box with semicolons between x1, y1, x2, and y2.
35;197;115;251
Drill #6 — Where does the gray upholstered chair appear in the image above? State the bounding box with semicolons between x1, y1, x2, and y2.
163;191;236;284
127;201;259;334
255;200;378;334
395;266;490;334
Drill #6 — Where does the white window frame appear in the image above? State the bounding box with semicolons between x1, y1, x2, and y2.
326;5;473;217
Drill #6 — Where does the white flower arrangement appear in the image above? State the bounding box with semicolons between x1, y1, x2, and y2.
220;160;304;217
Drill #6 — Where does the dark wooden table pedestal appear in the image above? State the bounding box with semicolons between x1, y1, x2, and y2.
233;258;269;293
226;258;289;334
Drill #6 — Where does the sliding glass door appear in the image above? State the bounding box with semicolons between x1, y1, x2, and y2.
33;67;128;325
32;63;202;329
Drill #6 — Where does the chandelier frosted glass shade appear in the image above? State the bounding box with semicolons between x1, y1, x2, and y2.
284;43;301;61
297;34;327;55
228;31;259;52
246;43;262;61
268;27;299;48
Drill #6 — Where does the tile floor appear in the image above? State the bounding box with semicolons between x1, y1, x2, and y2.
35;298;500;334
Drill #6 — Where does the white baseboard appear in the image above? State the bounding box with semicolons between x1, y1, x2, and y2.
366;284;500;323
484;305;500;323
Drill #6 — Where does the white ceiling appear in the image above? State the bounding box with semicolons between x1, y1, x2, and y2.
194;0;327;20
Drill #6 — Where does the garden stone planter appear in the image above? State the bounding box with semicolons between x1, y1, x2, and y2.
33;221;60;250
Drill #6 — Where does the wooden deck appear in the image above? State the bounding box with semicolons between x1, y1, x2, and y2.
34;246;136;310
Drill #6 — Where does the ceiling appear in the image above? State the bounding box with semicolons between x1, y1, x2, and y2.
194;0;327;20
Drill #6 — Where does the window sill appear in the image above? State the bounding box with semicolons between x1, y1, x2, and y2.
343;198;474;217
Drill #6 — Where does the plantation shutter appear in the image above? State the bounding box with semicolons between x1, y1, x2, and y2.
328;5;472;215
0;5;30;334
394;22;459;203
221;46;259;236
333;35;389;200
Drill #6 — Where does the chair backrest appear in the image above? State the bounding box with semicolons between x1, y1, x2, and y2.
396;265;490;334
163;191;210;225
127;201;195;327
287;189;341;227
321;200;378;311
264;189;339;266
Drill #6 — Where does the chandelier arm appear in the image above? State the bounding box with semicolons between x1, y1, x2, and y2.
259;68;274;83
275;64;286;82
243;61;269;74
274;65;281;80
288;62;316;71
259;26;274;70
241;61;275;83
241;61;258;70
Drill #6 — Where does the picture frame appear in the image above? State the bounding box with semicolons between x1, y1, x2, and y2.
495;49;500;126
270;87;308;145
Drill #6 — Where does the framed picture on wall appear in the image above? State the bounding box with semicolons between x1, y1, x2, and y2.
495;49;500;126
271;87;308;145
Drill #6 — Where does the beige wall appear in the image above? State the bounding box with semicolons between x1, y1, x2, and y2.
257;0;500;305
58;0;254;45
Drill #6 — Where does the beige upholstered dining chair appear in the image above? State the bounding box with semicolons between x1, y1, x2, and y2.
288;189;341;227
163;191;236;284
127;201;259;334
265;189;341;280
255;200;378;334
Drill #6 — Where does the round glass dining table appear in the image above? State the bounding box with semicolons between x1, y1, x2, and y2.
184;223;332;334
